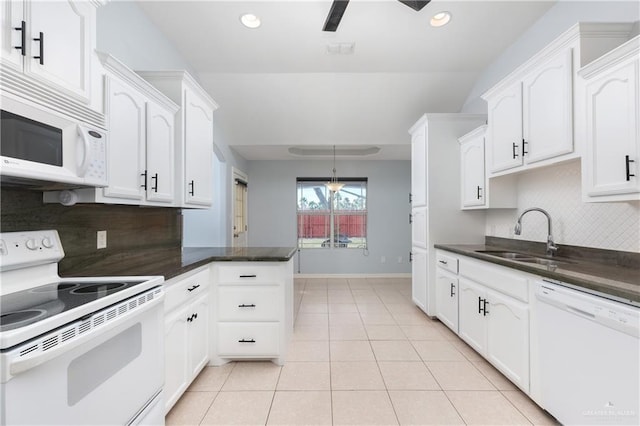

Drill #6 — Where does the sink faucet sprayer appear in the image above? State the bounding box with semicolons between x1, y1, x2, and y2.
514;207;558;257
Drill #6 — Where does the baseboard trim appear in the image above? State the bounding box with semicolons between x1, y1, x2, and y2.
294;273;411;279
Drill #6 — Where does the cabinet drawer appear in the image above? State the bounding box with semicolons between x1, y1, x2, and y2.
164;268;210;312
218;287;280;321
217;264;280;285
459;257;528;302
436;252;459;274
217;323;279;356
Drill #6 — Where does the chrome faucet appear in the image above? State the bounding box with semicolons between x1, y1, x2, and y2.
514;207;558;256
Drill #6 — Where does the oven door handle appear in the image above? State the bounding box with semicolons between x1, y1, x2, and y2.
7;295;163;380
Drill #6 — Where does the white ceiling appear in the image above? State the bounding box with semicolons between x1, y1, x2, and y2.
137;0;555;160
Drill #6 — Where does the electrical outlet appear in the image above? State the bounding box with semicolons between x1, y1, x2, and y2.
397;256;403;263
97;230;107;249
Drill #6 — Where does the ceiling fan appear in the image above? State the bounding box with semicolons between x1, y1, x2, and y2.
323;0;431;32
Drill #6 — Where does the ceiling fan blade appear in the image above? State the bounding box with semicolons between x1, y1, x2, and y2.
323;0;350;32
397;0;431;12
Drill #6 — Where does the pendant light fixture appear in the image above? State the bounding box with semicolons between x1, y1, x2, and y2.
325;145;344;192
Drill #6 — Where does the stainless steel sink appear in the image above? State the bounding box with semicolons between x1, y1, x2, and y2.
475;250;568;265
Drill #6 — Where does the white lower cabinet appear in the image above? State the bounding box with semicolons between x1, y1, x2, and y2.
411;248;428;313
436;251;531;393
211;260;293;366
163;267;210;414
435;268;458;333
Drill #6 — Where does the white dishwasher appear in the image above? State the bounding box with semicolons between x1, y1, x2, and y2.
535;280;639;426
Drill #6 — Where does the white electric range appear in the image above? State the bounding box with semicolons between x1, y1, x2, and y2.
0;230;165;425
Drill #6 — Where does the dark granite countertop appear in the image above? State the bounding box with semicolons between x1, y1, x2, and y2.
60;246;296;281
435;238;639;305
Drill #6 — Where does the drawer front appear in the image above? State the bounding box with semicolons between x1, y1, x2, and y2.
218;286;280;321
436;251;459;274
459;256;528;302
164;267;210;312
217;264;280;285
217;323;280;356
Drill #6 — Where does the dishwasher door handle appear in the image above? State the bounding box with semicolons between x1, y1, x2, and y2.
566;305;596;319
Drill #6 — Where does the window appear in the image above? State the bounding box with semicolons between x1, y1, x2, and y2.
234;179;247;237
296;178;367;249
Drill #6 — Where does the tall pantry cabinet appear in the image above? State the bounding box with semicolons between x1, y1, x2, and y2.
410;114;487;316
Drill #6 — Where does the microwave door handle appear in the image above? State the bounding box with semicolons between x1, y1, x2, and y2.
7;296;163;380
76;125;91;177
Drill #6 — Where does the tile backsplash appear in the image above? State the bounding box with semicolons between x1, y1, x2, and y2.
485;160;640;253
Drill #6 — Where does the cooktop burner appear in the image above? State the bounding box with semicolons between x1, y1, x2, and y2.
0;280;145;332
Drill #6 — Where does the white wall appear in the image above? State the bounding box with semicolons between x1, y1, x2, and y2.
247;160;411;274
461;0;640;113
97;1;248;247
486;161;640;252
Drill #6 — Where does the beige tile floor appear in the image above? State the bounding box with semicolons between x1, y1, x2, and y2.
166;277;558;426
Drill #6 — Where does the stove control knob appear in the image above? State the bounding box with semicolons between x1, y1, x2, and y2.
41;237;54;248
25;238;39;251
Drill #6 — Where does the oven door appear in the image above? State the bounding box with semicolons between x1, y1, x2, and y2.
0;292;164;426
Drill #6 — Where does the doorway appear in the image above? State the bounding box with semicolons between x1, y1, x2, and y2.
232;168;248;247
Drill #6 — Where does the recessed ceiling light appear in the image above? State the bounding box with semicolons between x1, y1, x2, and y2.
430;11;451;27
240;13;261;29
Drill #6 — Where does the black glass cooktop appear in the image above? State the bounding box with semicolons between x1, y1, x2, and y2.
0;280;145;332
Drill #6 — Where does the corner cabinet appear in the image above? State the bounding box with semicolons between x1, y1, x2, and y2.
579;36;639;202
482;22;634;177
210;260;294;366
459;125;516;210
163;266;211;414
137;71;219;208
409;114;487;316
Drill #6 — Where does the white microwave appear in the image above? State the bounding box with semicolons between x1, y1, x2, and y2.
0;96;108;189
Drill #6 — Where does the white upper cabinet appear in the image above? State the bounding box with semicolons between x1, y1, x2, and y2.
580;36;639;202
44;54;178;207
146;100;176;203
522;49;574;164
460;128;487;208
410;124;427;207
483;22;634;177
1;0;95;102
487;82;523;173
103;76;147;201
137;71;219;208
459;125;516;210
184;86;214;206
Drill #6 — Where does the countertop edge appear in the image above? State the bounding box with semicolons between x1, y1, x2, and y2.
434;244;640;305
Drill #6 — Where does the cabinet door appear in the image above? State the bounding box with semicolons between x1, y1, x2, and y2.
164;307;189;413
585;59;639;197
26;0;91;101
458;278;486;355
488;83;523;173
435;268;458;333
0;0;23;70
411;207;427;248
184;87;214;206
411;248;428;313
410;124;427;207
522;49;573;164
486;289;529;392
103;77;146;200
146;100;175;203
460;136;486;207
188;293;210;378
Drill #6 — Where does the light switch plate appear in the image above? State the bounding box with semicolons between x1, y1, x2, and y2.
97;230;107;249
